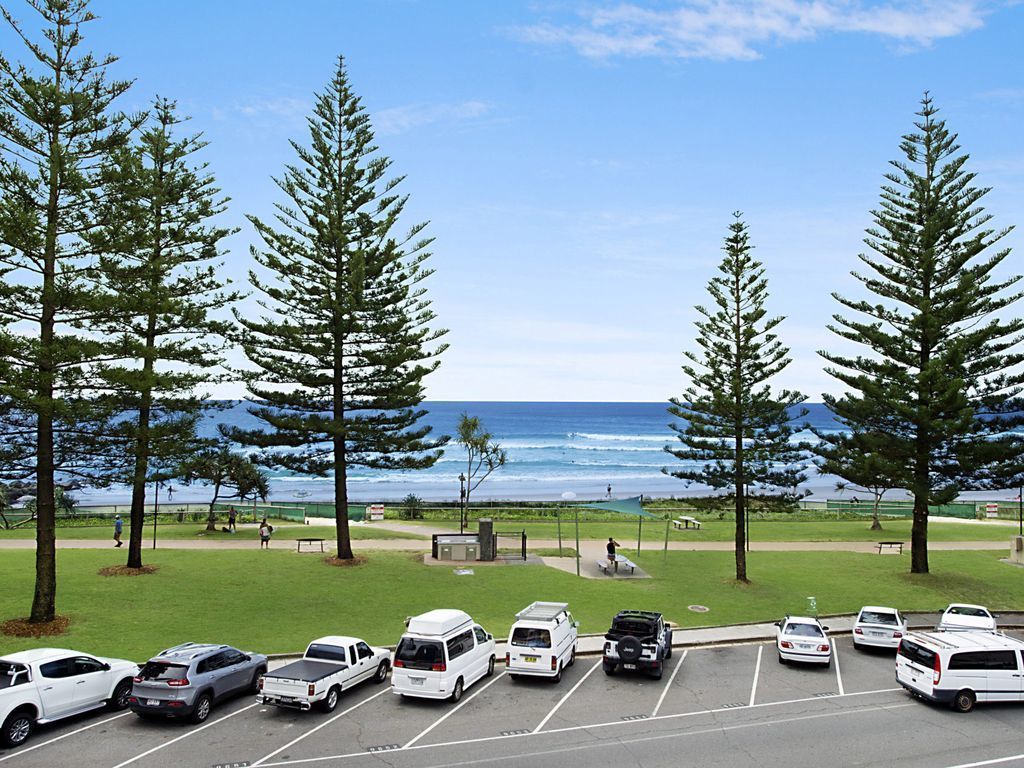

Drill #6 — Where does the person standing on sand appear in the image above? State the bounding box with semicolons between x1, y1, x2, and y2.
228;506;237;532
113;515;123;547
607;484;612;498
258;518;273;549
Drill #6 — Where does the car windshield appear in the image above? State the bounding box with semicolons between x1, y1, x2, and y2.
0;662;29;689
306;644;347;663
511;628;552;648
138;662;188;681
395;638;444;670
785;623;824;638
948;607;989;617
859;611;898;625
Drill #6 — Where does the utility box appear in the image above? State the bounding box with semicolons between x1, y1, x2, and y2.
1012;536;1024;565
434;534;480;561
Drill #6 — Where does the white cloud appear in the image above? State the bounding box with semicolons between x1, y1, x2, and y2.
514;1;987;61
373;100;492;136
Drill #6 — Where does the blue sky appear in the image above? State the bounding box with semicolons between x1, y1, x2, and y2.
6;0;1023;401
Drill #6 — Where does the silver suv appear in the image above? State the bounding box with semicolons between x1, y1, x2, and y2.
129;643;267;724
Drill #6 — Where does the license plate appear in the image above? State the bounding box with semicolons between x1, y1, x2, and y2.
146;699;160;706
799;644;812;650
869;631;884;637
524;656;538;663
624;664;637;670
411;678;424;686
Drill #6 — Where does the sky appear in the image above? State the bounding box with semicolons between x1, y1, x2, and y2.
4;0;1023;402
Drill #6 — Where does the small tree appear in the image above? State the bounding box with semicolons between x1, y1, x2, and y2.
817;434;903;530
401;493;422;520
455;414;506;531
182;437;264;531
664;214;808;582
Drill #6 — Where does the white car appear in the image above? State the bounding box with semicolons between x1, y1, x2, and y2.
506;602;578;682
775;616;832;666
392;610;496;702
853;606;906;649
1;648;139;748
937;604;997;632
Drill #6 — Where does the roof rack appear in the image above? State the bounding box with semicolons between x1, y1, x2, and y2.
515;602;569;622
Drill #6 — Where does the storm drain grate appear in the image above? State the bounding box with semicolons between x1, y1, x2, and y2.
367;744;401;753
212;763;250;768
621;714;649;721
722;702;747;708
814;692;838;698
501;729;531;736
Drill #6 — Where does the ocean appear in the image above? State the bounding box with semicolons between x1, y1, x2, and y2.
76;401;844;505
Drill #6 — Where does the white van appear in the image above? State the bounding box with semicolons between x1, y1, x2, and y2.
506;602;578;683
896;631;1024;712
391;610;496;702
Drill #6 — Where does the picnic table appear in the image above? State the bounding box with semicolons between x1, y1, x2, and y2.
877;541;904;554
672;516;702;530
596;554;637;575
296;538;325;553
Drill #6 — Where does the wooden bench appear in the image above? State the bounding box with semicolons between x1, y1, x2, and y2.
297;538;326;553
673;516;702;530
877;541;904;554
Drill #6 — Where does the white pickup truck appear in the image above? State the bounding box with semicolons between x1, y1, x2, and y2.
257;636;390;712
1;648;139;748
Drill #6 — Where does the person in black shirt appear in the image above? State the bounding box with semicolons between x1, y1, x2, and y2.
606;537;620;570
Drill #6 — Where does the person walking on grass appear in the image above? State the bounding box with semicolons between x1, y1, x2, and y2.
259;518;273;549
228;506;237;533
113;515;123;547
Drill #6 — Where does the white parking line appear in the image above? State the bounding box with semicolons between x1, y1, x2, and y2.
0;712;132;764
403;672;507;749
251;688;389;767
531;659;601;734
748;645;763;706
943;755;1024;768
833;641;845;695
110;703;258;768
651;650;688;718
258;686;905;767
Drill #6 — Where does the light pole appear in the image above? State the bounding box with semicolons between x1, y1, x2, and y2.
1019;484;1022;537
152;479;162;551
459;473;466;534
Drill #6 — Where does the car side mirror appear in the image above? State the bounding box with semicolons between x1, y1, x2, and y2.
103;663;111;671
773;622;780;628
822;626;830;632
486;634;493;641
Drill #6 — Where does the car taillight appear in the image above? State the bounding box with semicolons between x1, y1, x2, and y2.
132;676;143;683
933;654;941;685
431;663;446;672
854;628;863;635
604;642;611;653
394;659;405;668
780;641;793;649
551;657;557;671
167;678;189;687
308;684;315;696
893;631;903;638
818;644;830;652
257;676;264;691
505;653;510;666
128;696;138;703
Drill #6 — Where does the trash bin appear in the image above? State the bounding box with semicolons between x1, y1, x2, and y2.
465;545;478;561
440;545;453;560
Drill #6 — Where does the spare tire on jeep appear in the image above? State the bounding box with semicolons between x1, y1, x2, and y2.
618;635;643;662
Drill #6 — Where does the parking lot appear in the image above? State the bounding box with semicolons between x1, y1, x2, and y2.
2;633;1023;768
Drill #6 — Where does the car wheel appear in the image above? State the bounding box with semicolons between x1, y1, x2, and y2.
320;686;341;713
374;660;390;684
568;646;576;667
825;658;832;669
249;667;266;694
602;661;616;676
552;664;562;684
2;709;34;748
650;662;663;680
450;677;464;703
665;643;673;660
777;652;786;665
486;656;495;678
190;693;212;724
953;689;976;713
110;678;133;710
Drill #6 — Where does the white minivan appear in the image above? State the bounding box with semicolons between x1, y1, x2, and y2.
897;631;1024;712
506;602;578;683
391;610;496;702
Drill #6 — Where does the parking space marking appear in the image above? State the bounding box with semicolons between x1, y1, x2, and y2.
651;650;688;718
109;702;259;768
0;712;132;764
250;688;389;767
531;659;601;734
833;642;845;695
259;686;906;767
403;672;507;749
748;645;763;706
943;754;1024;768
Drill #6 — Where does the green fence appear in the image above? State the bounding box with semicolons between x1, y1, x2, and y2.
825;499;979;519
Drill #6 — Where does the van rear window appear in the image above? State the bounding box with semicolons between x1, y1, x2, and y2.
512;628;552;648
0;662;29;689
396;638;444;670
898;640;935;668
138;662;188;681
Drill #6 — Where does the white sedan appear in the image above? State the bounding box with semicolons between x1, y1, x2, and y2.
776;616;831;666
937;603;997;632
852;606;906;649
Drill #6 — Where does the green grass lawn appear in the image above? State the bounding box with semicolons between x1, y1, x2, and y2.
0;524;426;542
0;548;1019;661
405;517;1018;543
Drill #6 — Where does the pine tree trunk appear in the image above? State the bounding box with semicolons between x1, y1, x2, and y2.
734;428;747;583
911;446;929;572
334;435;354;560
126;381;153;569
870;496;882;531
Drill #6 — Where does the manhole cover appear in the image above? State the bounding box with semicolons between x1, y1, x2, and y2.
688;604;709;613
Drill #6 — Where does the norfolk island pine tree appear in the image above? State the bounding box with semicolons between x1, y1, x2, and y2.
664;214;808;582
821;95;1024;574
0;0;142;621
232;56;448;560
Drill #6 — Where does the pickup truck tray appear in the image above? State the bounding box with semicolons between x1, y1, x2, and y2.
264;659;347;683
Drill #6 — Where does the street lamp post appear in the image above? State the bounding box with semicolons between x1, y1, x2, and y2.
1019;484;1022;537
459;473;466;534
152;479;162;551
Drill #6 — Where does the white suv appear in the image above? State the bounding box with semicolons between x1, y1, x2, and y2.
391;610;496;702
937;604;997;632
506;602;578;683
776;616;832;666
